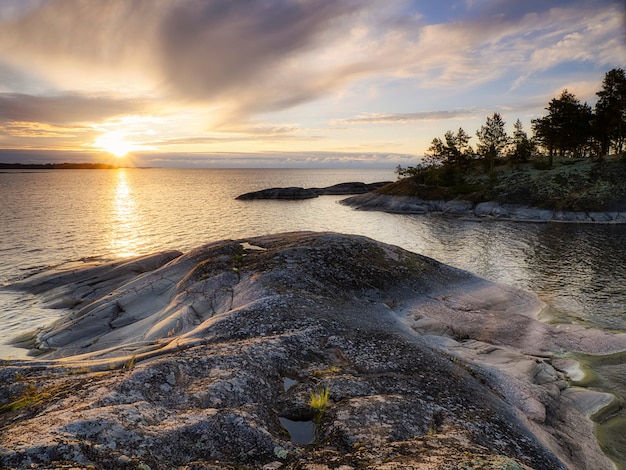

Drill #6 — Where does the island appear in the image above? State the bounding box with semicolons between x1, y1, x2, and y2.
236;181;391;200
2;232;624;469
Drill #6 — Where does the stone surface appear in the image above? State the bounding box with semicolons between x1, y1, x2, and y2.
2;232;624;469
342;193;626;224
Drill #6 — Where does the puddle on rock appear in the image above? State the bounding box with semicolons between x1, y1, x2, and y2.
279;417;315;445
283;377;298;391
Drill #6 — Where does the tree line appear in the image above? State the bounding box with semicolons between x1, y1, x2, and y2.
399;68;626;181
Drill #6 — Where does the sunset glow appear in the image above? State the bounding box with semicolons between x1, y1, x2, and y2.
94;132;135;158
0;0;623;167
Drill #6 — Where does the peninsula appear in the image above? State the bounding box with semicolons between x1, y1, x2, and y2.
342;157;626;223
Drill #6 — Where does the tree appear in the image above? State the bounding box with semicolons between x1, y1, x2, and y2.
425;137;448;167
594;68;626;157
425;128;473;168
509;119;535;163
532;112;556;166
532;90;593;166
476;113;508;172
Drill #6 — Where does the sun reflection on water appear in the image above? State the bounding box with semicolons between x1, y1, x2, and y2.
109;169;142;258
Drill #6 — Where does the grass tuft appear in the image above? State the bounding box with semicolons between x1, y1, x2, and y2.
309;385;331;413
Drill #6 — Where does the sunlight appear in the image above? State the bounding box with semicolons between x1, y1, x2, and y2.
94;131;136;157
93;115;161;157
108;170;143;258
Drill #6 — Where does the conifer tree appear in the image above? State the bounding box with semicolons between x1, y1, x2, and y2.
476;113;508;172
595;68;626;157
509;119;534;163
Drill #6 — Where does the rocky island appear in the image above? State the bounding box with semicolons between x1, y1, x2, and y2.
235;182;391;200
1;232;624;469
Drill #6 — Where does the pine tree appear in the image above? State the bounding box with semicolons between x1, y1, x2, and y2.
476;113;508;172
532;90;592;165
509;119;534;163
595;68;626;157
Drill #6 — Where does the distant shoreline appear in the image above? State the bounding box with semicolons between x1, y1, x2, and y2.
0;163;158;170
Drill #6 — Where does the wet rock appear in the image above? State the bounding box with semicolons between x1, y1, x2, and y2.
1;232;623;469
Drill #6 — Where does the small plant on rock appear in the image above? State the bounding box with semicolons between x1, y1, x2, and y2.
123;354;137;371
309;385;331;414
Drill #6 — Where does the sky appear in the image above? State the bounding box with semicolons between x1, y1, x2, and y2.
0;0;624;168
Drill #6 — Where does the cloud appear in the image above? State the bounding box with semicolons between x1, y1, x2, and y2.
0;148;111;164
0;93;150;125
0;0;374;118
399;0;624;90
134;150;415;168
526;8;625;72
1;1;621;110
0;0;622;152
156;132;319;148
0;121;83;138
157;1;365;100
333;109;482;125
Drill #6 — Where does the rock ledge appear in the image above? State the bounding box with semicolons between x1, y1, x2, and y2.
342;193;626;223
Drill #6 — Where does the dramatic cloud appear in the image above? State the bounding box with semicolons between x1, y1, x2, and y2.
0;0;622;164
0;93;150;125
0;0;622;114
0;0;374;117
157;1;363;99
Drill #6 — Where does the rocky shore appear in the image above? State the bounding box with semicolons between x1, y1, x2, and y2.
341;192;626;223
2;232;625;469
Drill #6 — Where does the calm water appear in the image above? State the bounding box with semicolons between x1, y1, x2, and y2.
1;167;626;342
1;168;625;466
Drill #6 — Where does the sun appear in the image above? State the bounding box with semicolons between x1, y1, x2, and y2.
94;131;135;158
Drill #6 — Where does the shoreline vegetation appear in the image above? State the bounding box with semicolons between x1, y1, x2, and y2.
389;155;626;212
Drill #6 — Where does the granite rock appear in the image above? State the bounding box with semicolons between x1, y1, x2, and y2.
2;232;624;469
